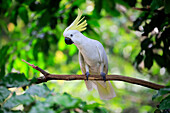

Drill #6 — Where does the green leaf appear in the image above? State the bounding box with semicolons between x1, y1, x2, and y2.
18;6;28;24
144;53;153;69
154;54;165;67
26;84;51;97
159;95;170;110
10;9;18;25
0;86;11;103
83;103;101;110
0;45;9;67
72;0;85;6
150;0;164;11
135;53;144;65
103;0;120;17
141;38;152;50
88;19;100;27
152;86;170;100
0;45;9;58
0;64;5;79
7;60;14;73
46;93;81;109
94;0;102;15
29;102;55;113
4;93;34;109
38;11;51;27
0;0;12;11
1;73;30;88
165;0;170;14
93;107;108;113
132;17;143;30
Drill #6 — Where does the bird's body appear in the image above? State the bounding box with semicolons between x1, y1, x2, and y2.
76;35;107;75
63;9;116;100
76;33;116;100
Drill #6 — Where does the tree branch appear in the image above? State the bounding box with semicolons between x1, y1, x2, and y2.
22;60;165;90
132;7;151;11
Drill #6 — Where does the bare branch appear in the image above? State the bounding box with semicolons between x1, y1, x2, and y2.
22;59;49;77
22;59;165;90
133;7;151;11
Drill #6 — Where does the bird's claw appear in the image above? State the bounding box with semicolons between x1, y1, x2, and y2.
101;72;106;82
85;72;90;81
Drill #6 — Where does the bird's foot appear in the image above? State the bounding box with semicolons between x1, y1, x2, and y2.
85;72;90;81
100;72;106;82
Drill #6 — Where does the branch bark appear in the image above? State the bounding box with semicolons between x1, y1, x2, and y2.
22;60;165;90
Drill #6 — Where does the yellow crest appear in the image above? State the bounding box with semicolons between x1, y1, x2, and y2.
68;9;87;32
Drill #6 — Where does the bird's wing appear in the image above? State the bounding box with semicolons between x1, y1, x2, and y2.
79;52;93;91
95;41;108;74
79;51;85;74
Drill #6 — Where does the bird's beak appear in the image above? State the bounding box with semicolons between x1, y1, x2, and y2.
65;37;74;45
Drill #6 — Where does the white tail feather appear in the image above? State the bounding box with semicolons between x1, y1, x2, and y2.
85;81;116;100
85;81;93;91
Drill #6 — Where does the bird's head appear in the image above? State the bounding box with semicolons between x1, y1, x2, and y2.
63;9;87;45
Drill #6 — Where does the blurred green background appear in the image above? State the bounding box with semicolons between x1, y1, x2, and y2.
0;0;170;112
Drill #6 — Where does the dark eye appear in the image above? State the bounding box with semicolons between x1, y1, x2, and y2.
70;34;73;37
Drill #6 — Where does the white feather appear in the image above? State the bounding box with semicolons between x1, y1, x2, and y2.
77;34;116;100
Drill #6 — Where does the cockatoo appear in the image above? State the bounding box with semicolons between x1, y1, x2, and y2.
63;9;116;100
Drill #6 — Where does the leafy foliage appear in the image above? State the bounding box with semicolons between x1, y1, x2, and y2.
0;73;30;88
0;74;107;113
152;86;170;112
0;86;11;103
132;0;170;72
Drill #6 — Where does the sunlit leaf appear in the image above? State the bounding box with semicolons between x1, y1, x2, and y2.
58;36;66;50
83;103;101;110
18;6;28;24
68;45;77;56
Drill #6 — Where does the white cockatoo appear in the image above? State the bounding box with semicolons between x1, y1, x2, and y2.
63;9;116;100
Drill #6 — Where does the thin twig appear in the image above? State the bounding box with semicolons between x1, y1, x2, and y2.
22;59;49;77
133;7;151;11
22;59;165;90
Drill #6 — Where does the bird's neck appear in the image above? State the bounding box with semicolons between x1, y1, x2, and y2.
74;34;90;50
